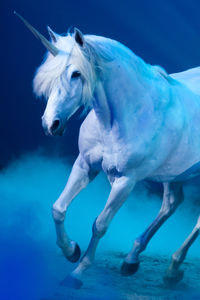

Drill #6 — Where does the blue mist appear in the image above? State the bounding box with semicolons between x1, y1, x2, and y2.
0;152;199;299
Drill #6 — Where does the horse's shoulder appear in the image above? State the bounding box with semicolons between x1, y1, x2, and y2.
78;111;103;170
79;110;101;141
78;110;102;162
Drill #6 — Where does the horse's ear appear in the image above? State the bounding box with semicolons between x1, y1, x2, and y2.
74;28;85;47
47;26;58;43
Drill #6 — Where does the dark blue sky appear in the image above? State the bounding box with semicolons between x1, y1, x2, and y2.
2;0;200;167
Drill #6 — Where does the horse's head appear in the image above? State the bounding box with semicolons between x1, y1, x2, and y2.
38;30;89;136
15;12;96;136
34;28;96;136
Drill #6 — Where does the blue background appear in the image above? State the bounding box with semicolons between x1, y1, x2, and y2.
2;0;200;167
1;1;200;299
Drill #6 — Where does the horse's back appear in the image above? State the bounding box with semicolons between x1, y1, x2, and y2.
170;67;200;97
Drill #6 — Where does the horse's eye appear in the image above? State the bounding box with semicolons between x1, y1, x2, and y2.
71;71;81;79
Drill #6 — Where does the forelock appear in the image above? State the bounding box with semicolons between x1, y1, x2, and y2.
33;33;111;110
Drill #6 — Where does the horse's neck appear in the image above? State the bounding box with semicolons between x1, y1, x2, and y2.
93;81;112;131
91;42;165;135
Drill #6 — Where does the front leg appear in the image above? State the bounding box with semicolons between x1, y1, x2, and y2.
52;154;97;262
62;176;135;288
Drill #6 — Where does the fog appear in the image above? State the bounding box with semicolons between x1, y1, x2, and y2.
0;152;199;299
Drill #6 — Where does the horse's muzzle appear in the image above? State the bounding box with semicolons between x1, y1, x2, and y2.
42;116;64;136
49;118;65;136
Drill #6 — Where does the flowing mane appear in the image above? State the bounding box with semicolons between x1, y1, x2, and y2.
33;33;115;109
33;32;170;111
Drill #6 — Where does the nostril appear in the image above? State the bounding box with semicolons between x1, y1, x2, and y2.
51;119;60;132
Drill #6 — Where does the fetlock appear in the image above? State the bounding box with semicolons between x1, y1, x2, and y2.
52;206;66;223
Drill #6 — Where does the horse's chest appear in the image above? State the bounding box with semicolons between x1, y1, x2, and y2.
102;151;121;173
100;138;129;180
101;152;123;183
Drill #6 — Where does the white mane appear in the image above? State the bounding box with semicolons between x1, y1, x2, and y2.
33;33;114;109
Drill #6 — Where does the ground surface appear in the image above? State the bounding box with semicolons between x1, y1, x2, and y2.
39;251;200;300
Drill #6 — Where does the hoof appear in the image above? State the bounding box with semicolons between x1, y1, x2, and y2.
62;242;81;263
120;261;140;276
163;269;184;287
61;274;83;289
67;243;81;263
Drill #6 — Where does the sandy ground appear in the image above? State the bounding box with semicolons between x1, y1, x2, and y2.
39;251;200;300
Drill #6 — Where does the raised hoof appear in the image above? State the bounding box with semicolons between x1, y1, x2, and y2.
61;274;83;289
63;243;81;263
163;269;184;287
120;261;140;276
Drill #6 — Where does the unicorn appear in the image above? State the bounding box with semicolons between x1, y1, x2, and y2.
15;12;200;288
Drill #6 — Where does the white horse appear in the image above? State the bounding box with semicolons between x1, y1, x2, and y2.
16;12;200;288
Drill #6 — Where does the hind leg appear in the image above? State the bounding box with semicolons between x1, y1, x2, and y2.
121;182;183;276
164;215;200;286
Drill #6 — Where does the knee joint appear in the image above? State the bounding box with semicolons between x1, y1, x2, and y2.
92;218;107;238
52;206;66;223
160;205;174;218
160;196;181;217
